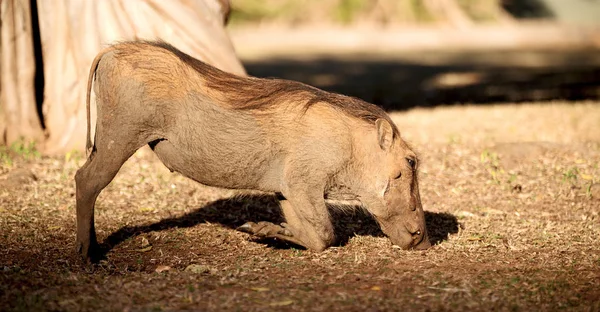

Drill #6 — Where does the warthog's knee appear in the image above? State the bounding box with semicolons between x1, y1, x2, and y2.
306;227;335;251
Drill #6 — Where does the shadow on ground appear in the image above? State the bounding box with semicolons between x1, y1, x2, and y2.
102;194;459;253
243;49;600;110
501;0;554;19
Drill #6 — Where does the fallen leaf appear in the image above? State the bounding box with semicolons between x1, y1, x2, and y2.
269;300;293;307
136;246;153;252
371;286;382;291
251;287;270;292
184;264;213;274
580;173;593;181
155;265;171;273
140;237;151;248
482;208;505;215
457;211;475;218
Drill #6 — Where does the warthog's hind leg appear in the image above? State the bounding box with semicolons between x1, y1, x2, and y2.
74;134;143;262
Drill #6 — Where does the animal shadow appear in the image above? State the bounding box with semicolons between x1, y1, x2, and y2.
425;211;460;245
101;194;459;254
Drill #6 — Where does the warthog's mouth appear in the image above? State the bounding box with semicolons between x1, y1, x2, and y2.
411;234;431;250
376;216;431;250
389;228;431;250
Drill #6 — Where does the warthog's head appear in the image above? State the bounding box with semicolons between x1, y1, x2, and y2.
359;119;431;250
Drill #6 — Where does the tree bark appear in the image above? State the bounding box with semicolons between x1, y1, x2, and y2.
36;0;245;154
0;0;44;146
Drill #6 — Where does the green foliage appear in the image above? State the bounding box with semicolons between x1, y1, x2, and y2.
0;138;41;167
562;167;578;185
457;0;500;22
507;173;517;184
480;149;499;168
64;149;84;164
585;183;593;198
334;0;366;24
480;149;522;190
229;0;471;26
448;134;462;144
480;149;502;184
409;0;434;22
292;248;303;257
229;0;278;24
229;0;305;25
10;139;40;160
0;145;12;167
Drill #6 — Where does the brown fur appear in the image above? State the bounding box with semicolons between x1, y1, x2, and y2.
75;41;430;262
124;41;400;134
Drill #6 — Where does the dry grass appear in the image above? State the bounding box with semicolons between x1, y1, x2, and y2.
1;101;599;311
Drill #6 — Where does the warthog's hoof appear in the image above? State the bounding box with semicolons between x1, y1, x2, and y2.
238;221;305;248
75;240;102;263
238;221;292;237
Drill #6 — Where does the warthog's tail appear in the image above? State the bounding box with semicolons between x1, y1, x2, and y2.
85;46;116;156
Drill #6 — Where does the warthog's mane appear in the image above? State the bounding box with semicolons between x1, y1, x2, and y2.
140;40;399;136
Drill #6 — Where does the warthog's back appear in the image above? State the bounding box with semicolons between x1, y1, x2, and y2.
92;41;398;192
90;41;422;208
93;43;282;190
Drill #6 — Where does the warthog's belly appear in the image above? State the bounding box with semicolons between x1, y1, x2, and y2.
150;137;277;190
149;102;279;190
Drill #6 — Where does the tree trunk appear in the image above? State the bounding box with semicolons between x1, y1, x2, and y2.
37;0;245;154
0;0;44;146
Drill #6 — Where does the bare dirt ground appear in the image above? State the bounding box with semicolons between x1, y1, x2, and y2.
1;99;599;311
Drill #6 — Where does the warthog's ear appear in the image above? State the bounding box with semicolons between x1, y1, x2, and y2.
376;119;394;151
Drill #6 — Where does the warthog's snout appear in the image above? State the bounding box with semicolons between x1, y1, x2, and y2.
388;224;431;250
378;214;431;251
412;231;432;250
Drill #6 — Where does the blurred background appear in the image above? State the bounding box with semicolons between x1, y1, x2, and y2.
1;0;599;154
228;0;600;110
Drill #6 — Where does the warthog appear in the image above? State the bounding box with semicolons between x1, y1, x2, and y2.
75;41;431;261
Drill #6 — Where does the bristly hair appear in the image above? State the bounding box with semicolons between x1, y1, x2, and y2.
146;40;400;137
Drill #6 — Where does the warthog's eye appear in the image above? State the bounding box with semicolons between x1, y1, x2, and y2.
406;158;416;170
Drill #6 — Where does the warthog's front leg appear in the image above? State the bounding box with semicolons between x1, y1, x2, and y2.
240;194;335;251
278;196;335;251
238;220;306;247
